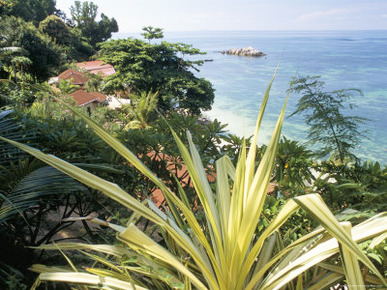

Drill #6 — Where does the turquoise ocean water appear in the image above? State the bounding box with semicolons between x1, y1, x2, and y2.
116;31;387;164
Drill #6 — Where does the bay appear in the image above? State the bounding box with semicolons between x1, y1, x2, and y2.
115;30;387;164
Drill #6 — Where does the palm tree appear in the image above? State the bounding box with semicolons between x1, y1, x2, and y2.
123;91;158;130
0;35;28;80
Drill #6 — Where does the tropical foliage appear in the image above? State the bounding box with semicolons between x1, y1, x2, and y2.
2;76;386;289
69;0;118;49
0;0;56;24
270;136;314;195
313;159;387;213
0;0;118;83
289;75;368;163
122;91;159;130
0;16;63;81
98;33;215;114
141;26;164;43
1;2;386;288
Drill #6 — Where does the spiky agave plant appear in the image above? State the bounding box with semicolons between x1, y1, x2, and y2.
1;74;386;289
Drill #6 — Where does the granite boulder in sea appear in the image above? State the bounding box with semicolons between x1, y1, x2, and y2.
221;46;266;57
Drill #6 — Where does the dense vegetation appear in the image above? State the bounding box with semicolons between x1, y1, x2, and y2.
98;39;215;114
289;75;368;163
0;1;386;289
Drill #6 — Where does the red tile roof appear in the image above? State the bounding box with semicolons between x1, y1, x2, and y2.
141;150;216;207
58;69;89;85
69;90;107;107
141;151;278;208
76;60;115;77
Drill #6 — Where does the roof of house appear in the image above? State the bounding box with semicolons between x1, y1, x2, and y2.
57;68;89;85
143;151;279;208
76;60;116;77
141;150;216;207
69;90;107;107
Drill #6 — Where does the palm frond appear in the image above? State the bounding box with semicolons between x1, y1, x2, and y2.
0;166;87;223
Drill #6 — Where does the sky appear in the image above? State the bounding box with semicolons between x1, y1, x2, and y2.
56;0;387;33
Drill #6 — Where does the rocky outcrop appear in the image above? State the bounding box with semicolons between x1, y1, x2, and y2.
221;47;266;57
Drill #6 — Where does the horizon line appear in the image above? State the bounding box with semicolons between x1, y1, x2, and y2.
115;29;387;34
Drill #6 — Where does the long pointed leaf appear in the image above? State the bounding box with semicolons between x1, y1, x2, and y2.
294;194;386;287
0;136;216;288
34;272;146;289
118;224;207;289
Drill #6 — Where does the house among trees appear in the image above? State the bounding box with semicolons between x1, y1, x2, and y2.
50;60;116;108
52;60;115;87
76;60;116;77
69;89;107;108
57;68;89;86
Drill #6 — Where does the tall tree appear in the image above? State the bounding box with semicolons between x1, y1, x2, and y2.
289;75;368;163
0;34;28;79
1;0;56;23
39;14;72;46
99;37;215;114
39;14;94;61
141;26;164;43
70;1;118;49
0;16;63;80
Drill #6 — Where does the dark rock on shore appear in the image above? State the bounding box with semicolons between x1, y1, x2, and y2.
221;47;266;57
